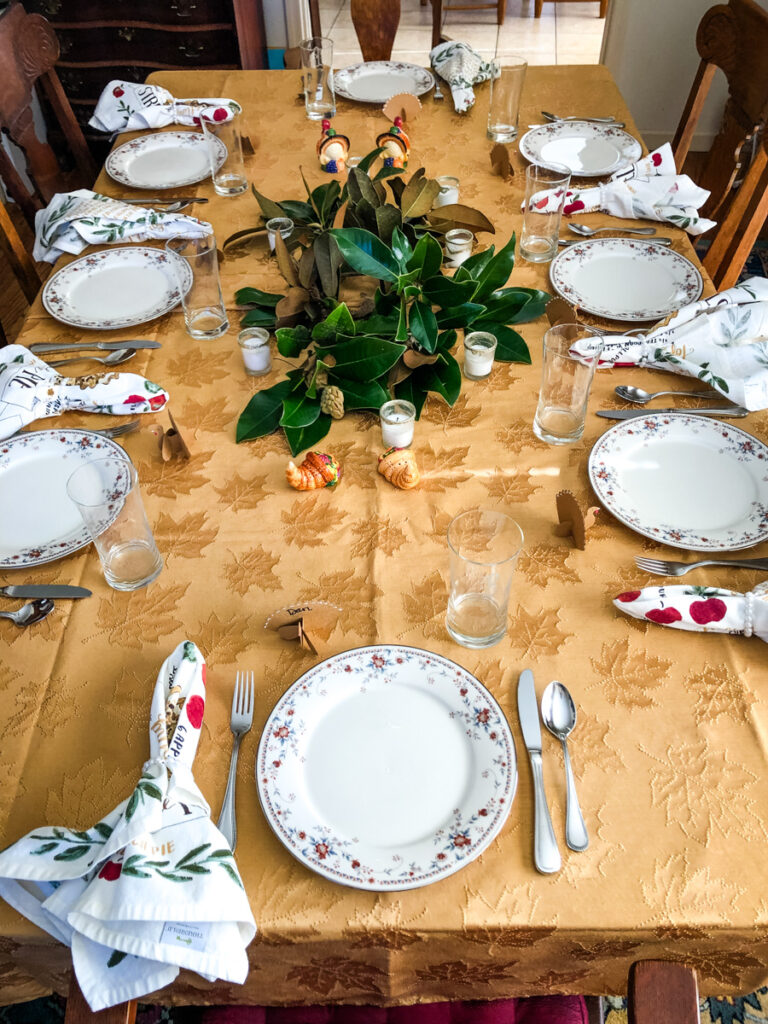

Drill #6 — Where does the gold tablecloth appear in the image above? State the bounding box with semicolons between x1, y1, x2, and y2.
3;66;768;1007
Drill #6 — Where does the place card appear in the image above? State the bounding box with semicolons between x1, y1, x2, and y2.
265;601;342;655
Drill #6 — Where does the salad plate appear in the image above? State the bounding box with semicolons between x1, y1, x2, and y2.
333;61;434;103
105;130;226;189
589;415;768;551
0;430;131;569
549;238;703;322
519;121;642;177
257;645;516;891
42;247;191;330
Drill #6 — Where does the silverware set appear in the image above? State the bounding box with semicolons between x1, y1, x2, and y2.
635;555;768;576
30;340;161;354
0;584;92;628
599;383;747;419
560;237;672;248
117;196;209;213
217;670;255;852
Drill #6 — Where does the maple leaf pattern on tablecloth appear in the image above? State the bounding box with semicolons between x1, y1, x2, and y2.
481;467;541;504
45;760;129;827
507;605;571;659
350;516;407;558
464;926;556;950
166;347;233;384
95;582;189;647
179;395;235;435
299;569;383;635
282;495;348;547
415;959;519;985
154;509;218;559
420;443;471;492
286;956;386;997
495;419;534;455
590;638;671;708
401;570;448;641
518;544;581;587
684;664;757;723
421;392;482;430
103;667;154;751
469;657;507;692
213;472;272;512
141;449;215;499
193;610;259;666
224;545;281;595
329;441;377;490
576;714;626;773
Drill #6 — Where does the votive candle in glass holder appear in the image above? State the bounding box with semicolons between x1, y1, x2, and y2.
266;217;294;252
435;175;460;207
347;156;362;169
444;228;473;267
380;399;416;448
239;327;272;376
463;331;498;380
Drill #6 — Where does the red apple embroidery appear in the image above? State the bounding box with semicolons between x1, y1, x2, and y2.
212;107;228;122
534;197;549;210
186;695;205;729
99;860;122;881
564;199;585;216
651;152;662;167
113;87;125;98
689;598;727;624
148;394;167;411
645;607;683;624
617;591;642;603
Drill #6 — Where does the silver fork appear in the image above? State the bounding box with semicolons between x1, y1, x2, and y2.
217;670;255;851
635;555;768;576
433;76;444;101
86;420;141;440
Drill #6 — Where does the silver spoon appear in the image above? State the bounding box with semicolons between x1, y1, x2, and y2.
0;599;55;626
47;348;137;369
541;111;616;123
569;224;657;237
541;681;588;852
615;385;719;404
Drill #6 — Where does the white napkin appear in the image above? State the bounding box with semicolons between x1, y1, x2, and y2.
430;41;496;113
0;345;169;441
525;144;717;235
89;81;241;134
0;641;255;1012
34;190;212;264
614;582;768;640
571;277;768;410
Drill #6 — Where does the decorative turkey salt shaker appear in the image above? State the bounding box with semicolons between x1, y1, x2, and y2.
317;119;350;174
375;116;410;169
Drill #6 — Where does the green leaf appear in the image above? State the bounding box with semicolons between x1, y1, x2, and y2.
422;351;462;404
406;232;443;279
235;286;282;308
347;167;381;208
330;376;389;410
93;821;113;840
373;165;406;182
435;303;485;329
400;175;441;219
251;185;284;220
320;180;342;225
506;289;550;324
278;199;315;222
374;288;398;315
390;226;413;268
319;337;406;381
207;849;236;859
107;951;128;969
280;392;322;429
240;308;276;328
479;323;531;363
458;245;496;281
471;233;517;302
395;298;408;343
395;269;421;294
283;413;333;456
421;276;477;308
122;867;151;878
388;176;406;206
312;302;355;342
236;380;294;443
437;328;458;351
126;790;139;822
356;313;398;337
313;232;343;298
478;290;533;324
32;842;58;855
218;861;244;888
375;205;402;245
409;299;439;354
356;147;383;173
222;226;266;249
329;228;399;282
73;831;92;841
395;375;429;418
276;325;311;358
138;781;162;801
53;845;90;861
182;864;211;875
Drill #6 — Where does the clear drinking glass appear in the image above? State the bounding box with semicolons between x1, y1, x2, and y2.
66;458;162;591
200;111;247;197
166;232;229;340
533;324;605;444
520;162;571;263
301;36;336;121
487;55;527;142
446;510;524;649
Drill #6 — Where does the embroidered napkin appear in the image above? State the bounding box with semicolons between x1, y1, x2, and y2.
525;143;716;235
34;190;212;264
430;41;496;113
89;81;241;133
614;582;768;641
571;277;768;410
0;345;169;440
0;641;255;1012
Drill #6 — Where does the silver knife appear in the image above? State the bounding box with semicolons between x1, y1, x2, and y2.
597;407;748;419
559;237;672;247
517;669;561;875
0;585;91;599
30;341;161;354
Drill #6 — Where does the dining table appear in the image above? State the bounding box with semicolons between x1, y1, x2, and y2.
3;63;768;1009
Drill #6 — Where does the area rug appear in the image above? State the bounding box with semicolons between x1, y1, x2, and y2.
603;987;768;1024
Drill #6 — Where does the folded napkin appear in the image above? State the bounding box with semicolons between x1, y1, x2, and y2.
526;143;716;235
571;277;768;410
0;641;255;1012
34;189;212;264
430;41;496;113
89;81;241;133
614;582;768;640
0;345;169;440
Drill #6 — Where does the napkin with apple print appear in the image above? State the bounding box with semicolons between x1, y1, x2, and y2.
0;641;255;1012
614;582;768;640
89;81;241;133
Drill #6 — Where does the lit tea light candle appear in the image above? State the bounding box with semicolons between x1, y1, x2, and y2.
380;399;416;448
444;228;473;266
238;327;272;376
463;331;498;381
434;175;460;207
266;217;294;252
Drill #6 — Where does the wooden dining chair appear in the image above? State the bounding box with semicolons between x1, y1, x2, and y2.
0;196;42;345
64;975;136;1024
672;0;768;290
627;960;700;1024
0;1;97;230
534;0;608;18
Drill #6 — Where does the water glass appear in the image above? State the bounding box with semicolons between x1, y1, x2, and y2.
487;55;527;142
301;36;335;121
520;162;571;263
446;510;524;649
166;232;229;340
67;458;162;591
533;324;605;444
201;111;247;197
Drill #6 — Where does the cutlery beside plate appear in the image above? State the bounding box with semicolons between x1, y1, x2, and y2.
559;237;672;247
597;407;748;419
520;121;641;177
31;340;161;354
517;669;561;875
0;585;91;599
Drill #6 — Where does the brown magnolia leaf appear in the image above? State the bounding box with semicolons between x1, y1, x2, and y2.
490;142;513;180
400;176;441;220
298;247;316;289
348;296;375;320
403;349;440;368
275;286;310;326
332;199;348;230
426;203;495;233
387;360;412;387
274;231;300;287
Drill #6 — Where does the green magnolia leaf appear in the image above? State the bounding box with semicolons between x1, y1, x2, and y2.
276;325;312;357
353;197;378;233
330;376;389;410
329;228;400;282
472;233;517;301
409;299;438;354
457;245;496;280
390;226;413;268
437;328;458;351
406;232;443;279
356;147;384;173
400;175;440;220
314;232;343;298
373;165;406;182
480;323;531;363
375;204;402;245
251;185;284;220
283;413;333;456
506;289;550;324
305;358;332;398
236;380;294;443
312;302;356;341
395;269;420;294
395;298;408;343
422;351;462;404
374;288;399;314
394;375;429;418
388;176;406;205
479;290;533;324
240;308;276;328
357;312;398;336
318;337;406;381
235;286;282;308
278;200;315;222
222;226;266;249
421;276;477;308
320;180;342;224
435;303;485;329
347;167;381;209
280;392;321;429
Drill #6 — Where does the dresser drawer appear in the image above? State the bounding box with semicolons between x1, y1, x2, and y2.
26;0;235;27
55;25;239;66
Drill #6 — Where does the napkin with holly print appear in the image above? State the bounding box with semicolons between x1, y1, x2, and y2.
34;189;211;263
0;345;169;441
0;641;255;1012
89;81;241;133
571;276;768;410
525;143;716;235
430;41;496;113
614;582;768;641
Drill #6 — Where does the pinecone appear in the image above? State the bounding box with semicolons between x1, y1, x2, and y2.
320;385;345;420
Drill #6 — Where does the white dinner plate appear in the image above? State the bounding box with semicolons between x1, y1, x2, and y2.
256;645;516;891
519;121;642;177
589;415;768;551
42;246;191;330
333;61;434;103
0;430;131;569
549;238;703;322
105;130;226;189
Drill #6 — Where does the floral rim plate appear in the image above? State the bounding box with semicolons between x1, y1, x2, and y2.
105;130;226;189
42;246;192;330
550;238;703;322
519;121;642;177
0;430;131;569
589;415;768;551
256;644;516;891
333;62;435;103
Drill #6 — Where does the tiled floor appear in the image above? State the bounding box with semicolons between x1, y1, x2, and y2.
322;0;606;68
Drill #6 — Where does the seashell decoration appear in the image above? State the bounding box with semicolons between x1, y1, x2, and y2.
286;451;342;490
377;446;420;490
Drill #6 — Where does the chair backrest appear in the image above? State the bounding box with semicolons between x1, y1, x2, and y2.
628;960;700;1024
0;2;96;228
0;197;40;308
350;0;401;61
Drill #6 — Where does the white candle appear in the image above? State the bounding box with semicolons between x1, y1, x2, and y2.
380;399;416;448
444;228;473;267
266;217;294;252
238;328;272;376
463;331;497;381
435;176;460;207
